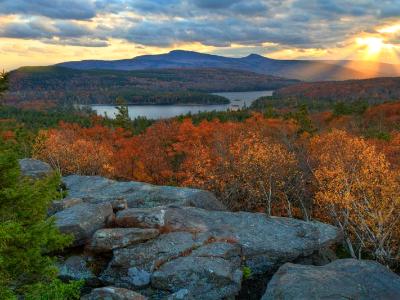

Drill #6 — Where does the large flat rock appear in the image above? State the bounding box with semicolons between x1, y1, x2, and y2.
114;206;340;275
101;206;340;299
62;175;225;211
262;259;400;300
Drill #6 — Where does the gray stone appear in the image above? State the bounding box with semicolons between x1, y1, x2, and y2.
100;232;202;288
62;175;226;210
152;256;243;300
81;286;146;300
262;259;400;300
54;202;113;246
115;207;168;228
18;158;52;179
88;228;160;253
127;267;151;287
58;256;99;286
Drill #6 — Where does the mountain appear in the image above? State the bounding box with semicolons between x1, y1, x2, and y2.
5;66;298;105
57;50;400;81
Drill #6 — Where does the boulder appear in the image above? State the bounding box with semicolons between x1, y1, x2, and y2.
18;158;52;179
81;286;146;300
88;228;160;253
54;202;113;246
62;175;226;210
262;259;400;300
58;256;100;287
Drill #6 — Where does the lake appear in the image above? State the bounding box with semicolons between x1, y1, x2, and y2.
90;90;273;120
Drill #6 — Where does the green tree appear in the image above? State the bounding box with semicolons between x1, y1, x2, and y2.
114;96;132;130
0;71;8;101
0;148;82;299
285;104;316;134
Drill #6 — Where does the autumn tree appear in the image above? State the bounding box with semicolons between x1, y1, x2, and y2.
310;129;400;266
178;118;300;215
33;123;115;176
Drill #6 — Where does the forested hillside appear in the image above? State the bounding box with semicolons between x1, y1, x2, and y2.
4;67;297;105
273;77;400;103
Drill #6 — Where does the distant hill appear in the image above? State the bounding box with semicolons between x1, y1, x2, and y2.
274;77;400;103
57;50;400;81
5;66;297;105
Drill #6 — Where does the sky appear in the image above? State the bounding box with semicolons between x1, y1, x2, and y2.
0;0;400;71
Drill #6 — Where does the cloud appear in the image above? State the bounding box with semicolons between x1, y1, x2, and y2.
0;0;399;52
0;0;96;20
0;18;108;47
42;38;109;47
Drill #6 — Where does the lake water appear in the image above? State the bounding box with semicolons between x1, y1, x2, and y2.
90;90;273;120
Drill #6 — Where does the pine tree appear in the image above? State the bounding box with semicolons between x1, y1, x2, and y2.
114;96;132;130
0;71;8;101
0;148;82;299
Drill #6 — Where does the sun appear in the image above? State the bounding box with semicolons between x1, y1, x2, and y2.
356;37;384;56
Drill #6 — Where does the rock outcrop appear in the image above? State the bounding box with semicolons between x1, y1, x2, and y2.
18;158;52;179
47;174;342;299
262;259;400;300
20;160;398;299
97;206;340;299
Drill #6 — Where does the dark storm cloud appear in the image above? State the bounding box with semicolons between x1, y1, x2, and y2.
0;0;96;20
0;0;399;49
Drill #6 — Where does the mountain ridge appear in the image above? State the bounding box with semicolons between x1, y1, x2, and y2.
56;50;400;81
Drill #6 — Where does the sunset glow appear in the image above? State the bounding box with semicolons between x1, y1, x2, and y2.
0;1;399;71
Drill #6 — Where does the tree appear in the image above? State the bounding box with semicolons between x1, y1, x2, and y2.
0;71;8;100
178;119;299;215
114;96;132;130
310;129;400;267
0;148;82;298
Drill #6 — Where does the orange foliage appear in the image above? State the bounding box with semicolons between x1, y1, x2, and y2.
33;122;132;177
310;130;400;265
364;102;400;129
1;130;15;141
